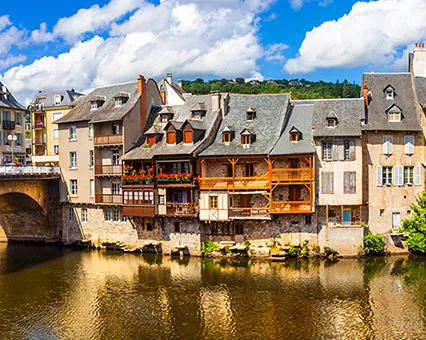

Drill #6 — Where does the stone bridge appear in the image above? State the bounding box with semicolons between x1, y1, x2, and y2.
0;166;62;242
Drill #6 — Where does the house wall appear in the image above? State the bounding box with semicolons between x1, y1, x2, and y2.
0;108;26;164
364;131;424;234
201;157;269;177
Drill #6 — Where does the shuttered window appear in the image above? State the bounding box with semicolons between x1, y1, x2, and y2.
321;172;334;194
344;172;356;194
404;135;414;155
322;141;332;160
167;132;176;145
415;165;421;186
184;131;193;144
404;166;414;185
382;135;392;155
376;166;383;186
393;166;403;186
382;166;392;185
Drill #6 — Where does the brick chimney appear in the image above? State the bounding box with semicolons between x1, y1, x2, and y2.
362;80;369;106
138;75;147;132
412;42;426;78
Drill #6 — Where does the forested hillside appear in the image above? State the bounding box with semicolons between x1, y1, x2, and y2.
182;78;361;99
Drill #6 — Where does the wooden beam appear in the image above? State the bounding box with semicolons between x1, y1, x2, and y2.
326;205;329;241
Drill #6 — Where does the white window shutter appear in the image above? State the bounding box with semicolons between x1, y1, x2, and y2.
393;166;401;186
410;136;415;154
404;136;409;154
398;166;404;186
382;136;387;154
388;136;393;154
376;166;383;187
415;165;421;186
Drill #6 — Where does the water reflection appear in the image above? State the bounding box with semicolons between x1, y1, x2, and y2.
0;244;425;339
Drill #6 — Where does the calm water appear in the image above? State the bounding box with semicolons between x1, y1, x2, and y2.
0;244;426;339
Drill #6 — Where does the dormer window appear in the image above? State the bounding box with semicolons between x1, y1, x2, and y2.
146;135;156;146
167;131;176;145
246;107;256;120
223;132;231;144
161;114;169;123
289;127;301;142
184;131;193;144
384;85;395;100
327;118;337;127
115;97;123;107
241;134;251;146
240;128;255;148
190;102;207;119
388;106;401;122
192;111;201;119
91;101;98;110
113;93;129;107
54;95;62;106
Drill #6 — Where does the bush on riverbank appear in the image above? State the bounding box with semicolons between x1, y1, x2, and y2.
201;240;219;256
402;192;426;253
363;232;386;255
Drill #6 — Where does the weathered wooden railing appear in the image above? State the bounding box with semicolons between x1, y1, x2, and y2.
164;202;198;216
271;168;313;182
95;164;122;175
229;207;270;219
94;134;123;146
199;175;269;190
270;201;312;214
95;194;123;204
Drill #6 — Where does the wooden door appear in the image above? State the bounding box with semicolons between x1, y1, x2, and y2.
240;195;251;207
289;186;300;201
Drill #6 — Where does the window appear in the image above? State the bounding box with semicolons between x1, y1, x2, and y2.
235;224;244;235
146;223;153;231
246;109;255;120
15;133;22;146
91;101;98;110
327;118;337;127
392;212;401;229
241;134;251;145
322;141;332;160
167;131;176;145
245;164;254;177
114;97;122;107
81;208;88;223
122;216;127;223
404;135;414;155
69;152;77;169
90;179;94;198
404;166;414;185
69;126;77;140
388;107;401;122
112;124;120;135
174;222;180;233
209;196;218;209
112;150;120;165
344;172;356;194
305;215;312;225
385;88;394;99
113;209;119;222
321;172;334;194
54;95;62;105
344;140;350;160
89;150;94;168
382;166;392;185
147;135;155;146
379;209;385;216
52;128;59;139
290;132;299;142
382;135;392;155
161;114;169;123
88;124;93;139
68;207;74;221
192;111;201;119
222;132;231;143
15;112;22;125
53;145;59;155
184;131;193;144
112;182;120;195
159;195;165;205
104;209;111;221
52;112;63;122
70;179;78;196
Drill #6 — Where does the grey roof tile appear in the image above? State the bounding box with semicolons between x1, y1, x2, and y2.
0;81;26;110
32;89;84;108
414;76;426;108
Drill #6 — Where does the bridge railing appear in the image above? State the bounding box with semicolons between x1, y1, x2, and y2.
0;165;61;176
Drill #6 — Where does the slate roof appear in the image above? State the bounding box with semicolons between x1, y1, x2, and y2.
414;76;426;109
121;94;221;160
0;81;25;110
55;82;139;124
270;103;315;156
32;89;84;108
293;98;365;137
199;94;290;157
363;73;422;131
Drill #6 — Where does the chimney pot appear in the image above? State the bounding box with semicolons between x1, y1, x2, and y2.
177;79;183;90
166;73;172;84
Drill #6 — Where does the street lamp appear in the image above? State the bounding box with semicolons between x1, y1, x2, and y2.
7;134;17;164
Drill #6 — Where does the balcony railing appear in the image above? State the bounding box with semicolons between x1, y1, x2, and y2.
95;194;123;204
270;201;312;214
95;164;123;176
271;168;313;182
164;202;198;216
2;120;15;130
229;207;270;219
33;122;45;129
199;176;269;191
94;134;123;146
0;165;60;176
122;205;155;217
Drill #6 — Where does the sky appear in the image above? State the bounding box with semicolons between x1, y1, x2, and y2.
1;0;426;104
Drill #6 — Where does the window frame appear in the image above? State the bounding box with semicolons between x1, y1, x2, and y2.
69;151;77;169
222;132;231;143
184;130;193;144
404;166;414;185
69;126;77;140
81;208;88;223
209;195;218;209
167;131;176;145
322;141;332;160
70;179;78;196
241;134;251;145
382;166;393;186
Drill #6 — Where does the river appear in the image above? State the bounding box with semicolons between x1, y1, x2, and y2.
0;243;425;339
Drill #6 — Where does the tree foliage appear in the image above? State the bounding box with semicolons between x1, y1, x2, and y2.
182;78;361;99
402;192;426;253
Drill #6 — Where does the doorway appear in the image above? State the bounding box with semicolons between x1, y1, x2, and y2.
343;209;351;225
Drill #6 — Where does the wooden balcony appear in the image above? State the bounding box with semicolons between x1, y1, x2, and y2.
94;134;123;146
95;194;123;205
164;203;198;217
271;168;313;183
122;205;155;217
229;207;270;220
199;176;269;191
270;201;312;214
95;164;122;176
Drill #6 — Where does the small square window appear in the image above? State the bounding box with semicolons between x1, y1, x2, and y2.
223;132;231;143
209;196;218;209
174;222;180;233
305;215;312;225
241;135;251;145
235;224;244;235
327;118;337;127
379;209;385;217
328;209;336;218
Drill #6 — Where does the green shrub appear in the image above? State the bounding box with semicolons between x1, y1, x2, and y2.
324;246;338;257
402;192;426;253
311;244;321;255
201;240;219;255
406;232;426;253
286;246;301;258
301;245;309;258
363;232;386;255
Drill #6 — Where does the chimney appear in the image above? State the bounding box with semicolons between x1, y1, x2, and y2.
160;86;166;105
211;91;221;112
412;42;426;78
362;80;369;106
166;73;172;84
177;79;183;90
138;75;147;133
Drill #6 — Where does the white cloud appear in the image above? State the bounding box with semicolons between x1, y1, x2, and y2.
0;26;26;55
3;0;277;102
264;43;289;62
0;54;27;70
285;0;426;74
289;0;304;11
288;0;333;11
0;15;11;32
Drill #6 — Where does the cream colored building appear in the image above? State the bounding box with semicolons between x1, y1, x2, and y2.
30;89;84;165
56;75;162;245
0;81;26;164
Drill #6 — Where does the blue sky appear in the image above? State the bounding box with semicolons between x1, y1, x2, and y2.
0;0;424;102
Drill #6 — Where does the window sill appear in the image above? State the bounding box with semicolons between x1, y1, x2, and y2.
70;195;78;198
69;138;77;142
69;167;78;170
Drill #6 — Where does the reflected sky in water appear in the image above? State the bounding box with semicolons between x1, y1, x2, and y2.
0;244;425;339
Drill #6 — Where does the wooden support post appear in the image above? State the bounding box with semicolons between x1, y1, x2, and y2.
359;205;363;226
326;205;329;241
341;205;344;226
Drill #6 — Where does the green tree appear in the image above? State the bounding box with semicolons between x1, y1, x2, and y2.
402;192;426;253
